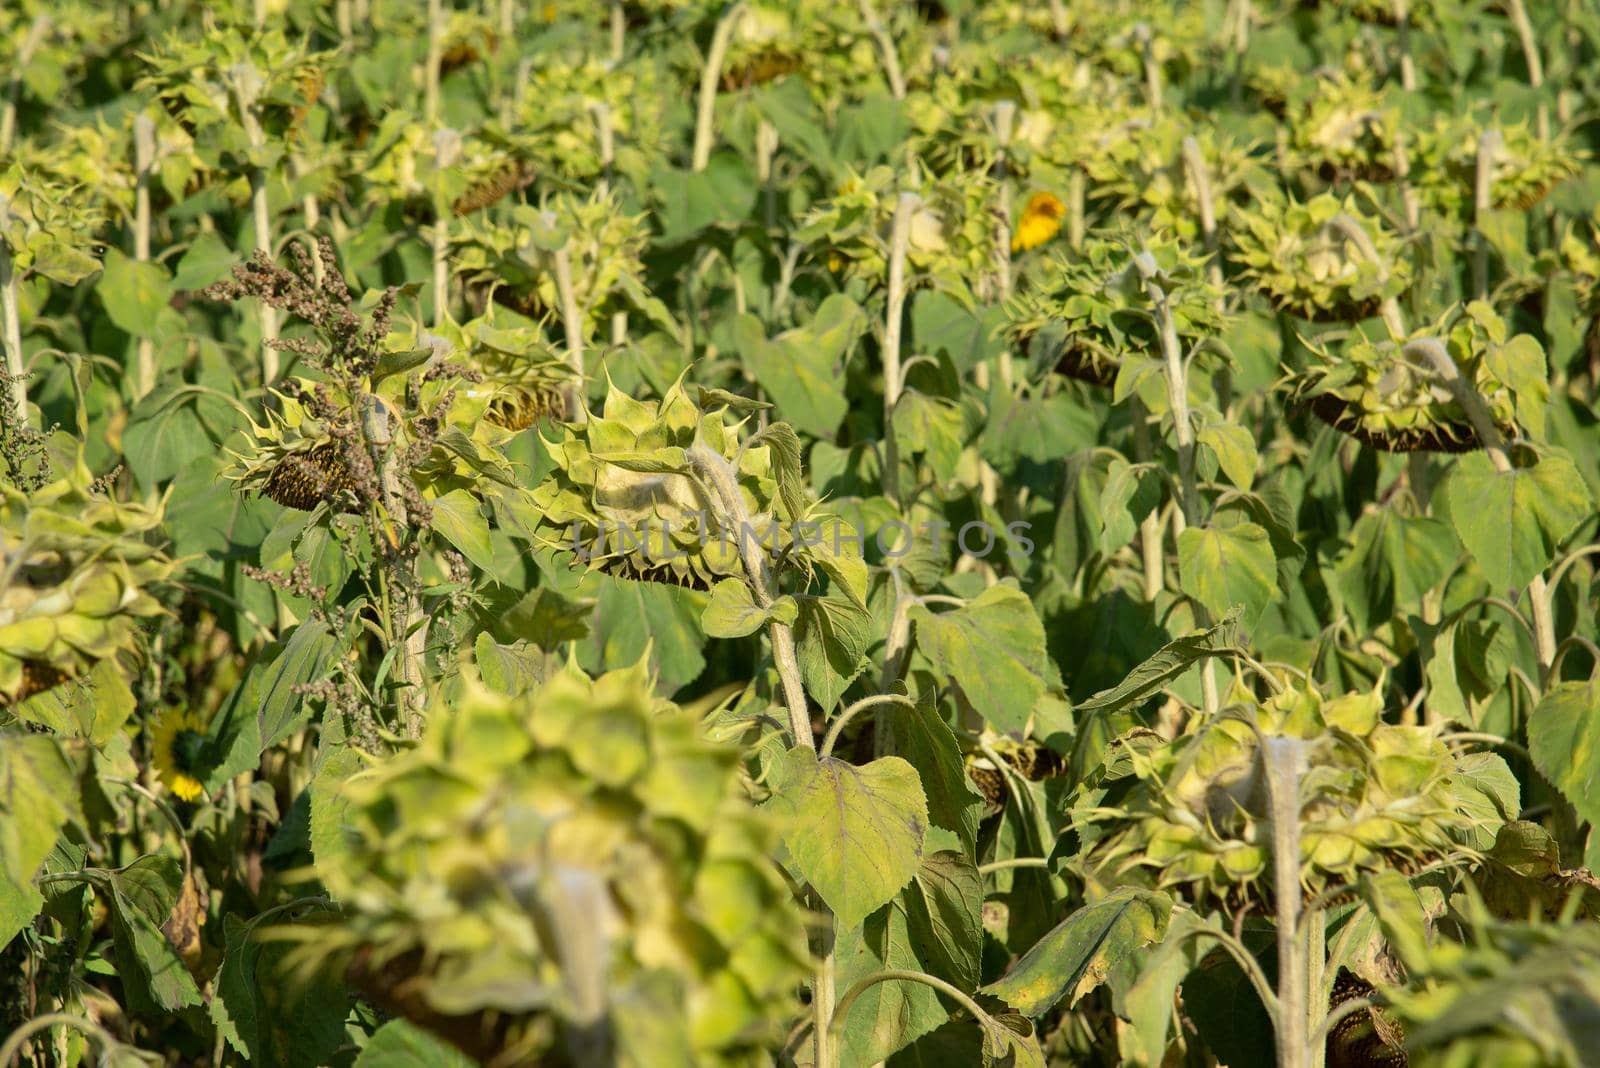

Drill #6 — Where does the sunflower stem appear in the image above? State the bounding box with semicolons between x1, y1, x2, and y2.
132;114;157;400
1142;255;1218;714
1473;127;1503;302
230;64;279;384
692;2;746;173
0;203;26;428
882;192;917;504
1264;736;1310;1068
859;0;906;100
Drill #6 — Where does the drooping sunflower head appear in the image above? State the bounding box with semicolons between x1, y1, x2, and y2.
151;709;210;803
1012;191;1066;253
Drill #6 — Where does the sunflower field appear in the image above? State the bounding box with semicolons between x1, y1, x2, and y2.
5;0;1600;1065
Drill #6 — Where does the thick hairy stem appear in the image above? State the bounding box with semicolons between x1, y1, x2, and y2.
1504;0;1548;140
1181;136;1223;290
859;0;906;100
0;15;48;155
1144;260;1218;714
1;204;26;426
1325;212;1406;335
1403;335;1557;674
882;193;917;503
610;0;626;63
1392;0;1416;90
1392;134;1422;233
1473;127;1503;302
812;920;836;1068
132;115;157;399
231;66;278;383
685;443;813;749
756;118;779;230
1264;737;1309;1068
692;2;746;173
548;225;587;422
431;130;459;328
1134;23;1162;111
1133;404;1165;600
1067;168;1086;249
424;0;443;127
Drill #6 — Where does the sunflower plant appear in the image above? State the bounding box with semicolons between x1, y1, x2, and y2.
1230;192;1412;322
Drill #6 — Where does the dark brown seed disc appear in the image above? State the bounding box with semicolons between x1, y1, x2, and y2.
261;442;361;512
453;161;533;215
1326;969;1408;1068
1306;393;1485;454
5;660;69;705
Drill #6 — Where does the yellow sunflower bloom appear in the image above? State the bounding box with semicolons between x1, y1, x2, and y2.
1012;191;1066;253
151;710;210;803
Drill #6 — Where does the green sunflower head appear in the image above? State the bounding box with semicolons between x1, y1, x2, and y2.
298;659;808;1068
0;456;176;703
1292;302;1545;452
1230;192;1410;322
1004;231;1226;387
1078;683;1509;904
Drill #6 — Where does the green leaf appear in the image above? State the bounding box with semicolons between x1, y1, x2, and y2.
884;697;984;854
833;894;950;1066
1074;610;1240;717
1528;679;1600;831
474;633;550;696
908;581;1048;734
98;248;172;337
123;384;245;489
905;850;983;989
211;909;346;1065
353;1020;476;1067
1098;459;1164;556
980;887;1173;1017
981;1013;1048;1068
577;576;706;694
105;873;201;1014
429;488;496;572
792;592;871;711
13;659;134;745
732;313;849;440
767;748;927;929
0;733;78;946
1438;452;1592;592
1177;523;1277;628
1115;909;1208;1065
701;578;796;638
1197;422;1257;490
257;618;340;749
1330;509;1458;633
171;230;240;291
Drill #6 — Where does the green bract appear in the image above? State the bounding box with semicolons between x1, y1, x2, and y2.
525;378;786;589
300;660;807;1068
1004;232;1226;386
1080;685;1503;901
229;368;517;514
798;165;1005;300
1292;303;1542;452
1288;75;1400;182
1086;118;1264;242
1415;118;1583;214
1230;192;1410;321
0;458;175;702
453;192;649;338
